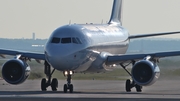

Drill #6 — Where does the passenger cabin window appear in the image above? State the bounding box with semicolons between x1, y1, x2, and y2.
61;37;71;43
51;37;60;43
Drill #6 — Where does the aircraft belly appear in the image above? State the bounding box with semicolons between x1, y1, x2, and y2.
74;49;99;72
74;39;129;72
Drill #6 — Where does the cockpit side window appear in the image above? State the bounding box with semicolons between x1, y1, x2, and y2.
51;37;60;43
61;37;71;43
72;38;79;44
76;37;82;44
72;37;82;44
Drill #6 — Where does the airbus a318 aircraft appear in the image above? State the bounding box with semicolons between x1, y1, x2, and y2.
1;0;180;93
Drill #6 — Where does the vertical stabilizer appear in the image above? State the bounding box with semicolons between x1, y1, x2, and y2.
108;0;123;25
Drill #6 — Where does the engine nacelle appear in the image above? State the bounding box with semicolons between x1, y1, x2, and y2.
2;59;30;85
131;60;160;86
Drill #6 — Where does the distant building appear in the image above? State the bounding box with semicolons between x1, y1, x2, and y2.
32;33;36;40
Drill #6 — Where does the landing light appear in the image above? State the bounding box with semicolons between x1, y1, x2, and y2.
70;71;73;75
65;71;68;75
64;71;74;76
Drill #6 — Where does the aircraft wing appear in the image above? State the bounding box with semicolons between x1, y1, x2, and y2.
129;31;180;39
106;51;180;65
0;49;45;60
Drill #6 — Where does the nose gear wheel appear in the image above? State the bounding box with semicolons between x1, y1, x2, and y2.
63;71;74;93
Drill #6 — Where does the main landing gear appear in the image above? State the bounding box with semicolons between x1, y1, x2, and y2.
63;71;74;93
120;63;142;92
125;79;142;92
41;61;58;91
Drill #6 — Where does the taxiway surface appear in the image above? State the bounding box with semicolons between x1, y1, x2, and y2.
0;79;180;101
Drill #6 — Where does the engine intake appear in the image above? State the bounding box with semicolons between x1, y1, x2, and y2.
2;59;30;84
131;60;160;86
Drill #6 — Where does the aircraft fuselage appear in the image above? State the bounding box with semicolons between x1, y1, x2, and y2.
45;24;129;72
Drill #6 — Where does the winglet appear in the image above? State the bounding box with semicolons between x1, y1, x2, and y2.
108;0;123;25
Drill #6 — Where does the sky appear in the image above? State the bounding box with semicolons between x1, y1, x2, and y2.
1;0;180;39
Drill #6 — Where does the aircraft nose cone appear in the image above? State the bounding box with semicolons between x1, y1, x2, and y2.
45;48;73;70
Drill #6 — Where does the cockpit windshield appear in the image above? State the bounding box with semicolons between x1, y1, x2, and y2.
51;37;82;44
51;37;60;43
61;37;71;43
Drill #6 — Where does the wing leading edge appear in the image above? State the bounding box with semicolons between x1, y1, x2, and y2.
0;49;45;60
106;51;180;65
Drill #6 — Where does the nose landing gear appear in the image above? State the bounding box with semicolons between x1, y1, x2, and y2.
63;71;74;93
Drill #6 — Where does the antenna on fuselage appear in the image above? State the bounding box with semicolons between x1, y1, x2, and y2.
69;20;71;25
101;19;103;24
108;0;123;25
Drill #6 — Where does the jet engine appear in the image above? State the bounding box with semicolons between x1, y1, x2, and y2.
131;59;160;86
1;59;30;84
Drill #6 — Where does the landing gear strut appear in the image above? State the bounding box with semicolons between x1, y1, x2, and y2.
120;62;142;92
63;71;74;93
41;61;58;91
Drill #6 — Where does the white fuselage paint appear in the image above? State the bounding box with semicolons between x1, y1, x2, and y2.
45;24;129;73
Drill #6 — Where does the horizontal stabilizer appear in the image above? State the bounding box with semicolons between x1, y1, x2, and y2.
129;31;180;39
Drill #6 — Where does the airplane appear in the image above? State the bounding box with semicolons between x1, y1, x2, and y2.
1;0;180;93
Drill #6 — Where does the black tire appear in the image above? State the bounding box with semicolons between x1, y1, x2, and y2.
135;85;142;92
126;79;131;92
69;84;73;93
51;78;58;91
41;78;47;91
63;84;68;93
